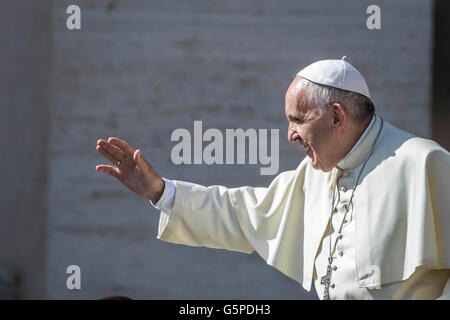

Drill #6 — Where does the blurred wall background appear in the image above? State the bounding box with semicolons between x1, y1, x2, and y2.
0;1;51;299
1;0;447;299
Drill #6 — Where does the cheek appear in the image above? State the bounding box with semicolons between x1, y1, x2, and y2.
298;125;313;141
308;127;332;154
301;126;319;145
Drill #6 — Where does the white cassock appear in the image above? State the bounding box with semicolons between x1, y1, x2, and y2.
152;114;450;299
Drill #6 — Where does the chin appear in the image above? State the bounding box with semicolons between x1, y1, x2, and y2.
311;163;328;172
310;158;333;172
310;159;322;171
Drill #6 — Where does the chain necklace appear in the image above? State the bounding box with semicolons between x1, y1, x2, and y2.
321;117;384;300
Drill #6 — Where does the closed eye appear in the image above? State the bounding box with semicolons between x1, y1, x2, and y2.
288;115;304;124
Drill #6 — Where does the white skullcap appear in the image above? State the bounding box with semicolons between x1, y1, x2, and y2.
296;56;371;99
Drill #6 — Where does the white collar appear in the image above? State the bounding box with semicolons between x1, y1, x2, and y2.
336;115;382;171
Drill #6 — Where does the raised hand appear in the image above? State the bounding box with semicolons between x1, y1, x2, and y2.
95;137;165;203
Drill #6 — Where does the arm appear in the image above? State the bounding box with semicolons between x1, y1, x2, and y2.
156;169;301;256
156;180;255;253
96;137;303;260
96;139;308;284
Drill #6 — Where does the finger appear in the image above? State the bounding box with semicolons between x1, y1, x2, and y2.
96;164;121;179
133;149;150;169
97;139;126;161
108;137;135;156
96;145;120;165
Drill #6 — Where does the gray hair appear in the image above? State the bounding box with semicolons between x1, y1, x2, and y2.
296;77;375;123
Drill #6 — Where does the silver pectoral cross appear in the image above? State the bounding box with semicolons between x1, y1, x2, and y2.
320;260;333;300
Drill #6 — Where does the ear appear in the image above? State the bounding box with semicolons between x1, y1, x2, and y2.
330;103;346;133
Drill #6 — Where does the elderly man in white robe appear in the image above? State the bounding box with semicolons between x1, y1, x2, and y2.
95;57;450;300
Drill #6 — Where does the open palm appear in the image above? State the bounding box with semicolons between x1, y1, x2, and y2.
95;137;164;203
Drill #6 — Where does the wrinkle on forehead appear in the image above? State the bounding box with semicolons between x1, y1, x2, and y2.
286;76;312;113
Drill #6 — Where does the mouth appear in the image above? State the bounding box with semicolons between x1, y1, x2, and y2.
299;141;313;157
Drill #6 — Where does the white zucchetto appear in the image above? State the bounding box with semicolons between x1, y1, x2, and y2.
297;56;371;98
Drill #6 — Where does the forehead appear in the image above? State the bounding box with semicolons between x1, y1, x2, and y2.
285;77;313;116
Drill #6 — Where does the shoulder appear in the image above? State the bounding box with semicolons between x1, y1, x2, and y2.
279;157;312;181
267;157;314;188
382;121;449;163
401;137;446;157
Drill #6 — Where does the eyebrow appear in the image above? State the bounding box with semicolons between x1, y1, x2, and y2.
287;114;303;122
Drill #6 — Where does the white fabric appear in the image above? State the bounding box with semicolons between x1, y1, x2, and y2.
297;57;371;98
313;167;450;299
153;115;450;299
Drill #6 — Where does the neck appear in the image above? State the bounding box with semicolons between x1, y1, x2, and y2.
337;115;373;164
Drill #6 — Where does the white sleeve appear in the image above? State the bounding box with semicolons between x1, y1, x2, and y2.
149;178;176;214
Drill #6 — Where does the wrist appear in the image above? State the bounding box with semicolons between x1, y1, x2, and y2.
148;178;165;203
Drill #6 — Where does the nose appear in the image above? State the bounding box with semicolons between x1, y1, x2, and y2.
287;125;300;143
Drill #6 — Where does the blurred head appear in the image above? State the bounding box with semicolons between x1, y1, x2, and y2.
100;295;132;300
285;76;375;172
